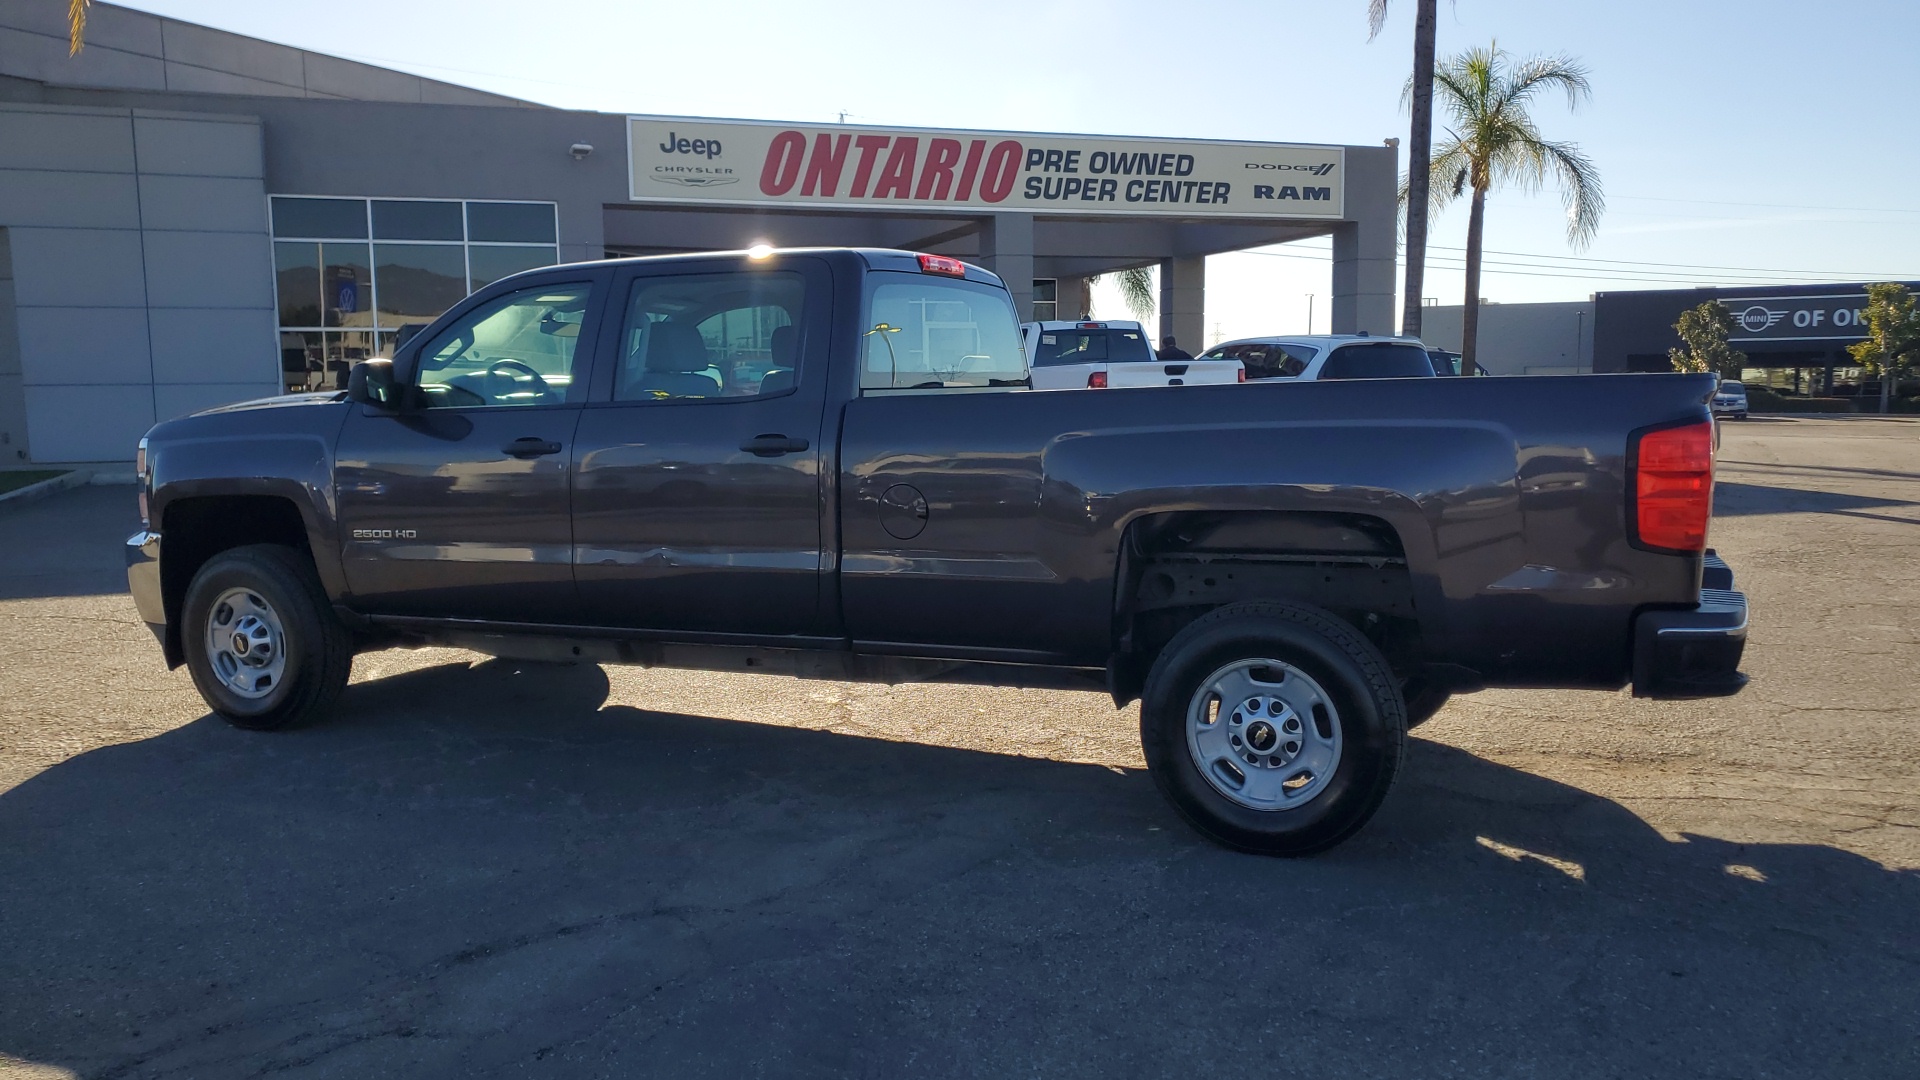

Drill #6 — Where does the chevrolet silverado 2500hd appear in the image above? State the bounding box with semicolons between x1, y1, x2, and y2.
127;248;1748;855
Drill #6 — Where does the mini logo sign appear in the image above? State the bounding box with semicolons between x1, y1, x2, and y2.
1735;306;1785;333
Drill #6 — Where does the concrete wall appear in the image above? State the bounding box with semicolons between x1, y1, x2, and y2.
0;0;529;106
1423;300;1595;376
0;101;280;462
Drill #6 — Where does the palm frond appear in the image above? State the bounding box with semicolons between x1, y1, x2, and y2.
1540;139;1605;247
68;0;90;55
1368;0;1390;40
1117;266;1156;321
1086;267;1158;321
1501;54;1593;112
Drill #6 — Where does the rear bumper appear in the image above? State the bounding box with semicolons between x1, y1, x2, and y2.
1631;551;1749;699
126;530;168;651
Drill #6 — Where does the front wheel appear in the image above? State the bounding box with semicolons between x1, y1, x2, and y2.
181;544;352;731
1139;601;1405;856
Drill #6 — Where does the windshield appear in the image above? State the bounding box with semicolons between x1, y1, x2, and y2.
1719;383;1746;397
1030;328;1154;367
862;274;1028;391
1318;343;1437;380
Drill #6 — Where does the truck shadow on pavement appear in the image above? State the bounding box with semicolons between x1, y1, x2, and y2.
1712;480;1920;524
3;660;1916;1078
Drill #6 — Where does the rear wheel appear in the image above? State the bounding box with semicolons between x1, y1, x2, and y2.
1139;601;1405;856
182;544;351;731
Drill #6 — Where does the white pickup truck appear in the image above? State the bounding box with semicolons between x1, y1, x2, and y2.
1023;320;1244;390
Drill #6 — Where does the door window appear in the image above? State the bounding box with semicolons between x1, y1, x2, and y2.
1206;343;1312;379
614;271;807;401
415;284;591;407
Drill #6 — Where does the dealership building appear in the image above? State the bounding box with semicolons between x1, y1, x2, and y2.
0;1;1401;465
1424;281;1920;386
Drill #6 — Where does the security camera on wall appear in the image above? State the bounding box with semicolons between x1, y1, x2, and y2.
570;143;594;160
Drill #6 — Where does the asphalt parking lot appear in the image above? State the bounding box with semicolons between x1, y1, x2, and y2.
2;417;1916;1079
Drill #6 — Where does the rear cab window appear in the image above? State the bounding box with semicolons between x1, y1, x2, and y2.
861;274;1029;392
1318;342;1436;380
1031;327;1153;367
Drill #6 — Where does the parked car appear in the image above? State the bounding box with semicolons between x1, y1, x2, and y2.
1023;320;1243;390
1713;380;1749;420
1426;347;1465;376
127;248;1747;857
1199;335;1439;381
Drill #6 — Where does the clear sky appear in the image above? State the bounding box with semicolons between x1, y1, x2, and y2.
112;0;1920;345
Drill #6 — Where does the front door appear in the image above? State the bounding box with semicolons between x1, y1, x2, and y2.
335;276;602;623
569;258;830;639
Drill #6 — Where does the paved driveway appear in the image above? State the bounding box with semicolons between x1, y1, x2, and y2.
2;420;1916;1078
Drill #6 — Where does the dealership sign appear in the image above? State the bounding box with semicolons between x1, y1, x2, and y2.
1721;292;1882;343
626;116;1344;219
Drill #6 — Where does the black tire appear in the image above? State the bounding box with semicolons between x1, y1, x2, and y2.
1139;601;1405;856
1400;677;1452;729
181;544;352;731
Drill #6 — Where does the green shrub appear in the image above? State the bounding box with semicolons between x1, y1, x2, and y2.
1747;387;1854;413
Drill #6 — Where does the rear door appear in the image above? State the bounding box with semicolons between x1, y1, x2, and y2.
568;255;833;639
334;273;605;622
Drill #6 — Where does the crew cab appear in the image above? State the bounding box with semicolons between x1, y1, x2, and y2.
1023;320;1244;390
127;248;1748;856
1200;334;1440;381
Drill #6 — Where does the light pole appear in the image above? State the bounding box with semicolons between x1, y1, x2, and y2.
1306;294;1315;335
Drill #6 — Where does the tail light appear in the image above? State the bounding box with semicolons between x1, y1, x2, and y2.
1087;371;1108;389
917;254;967;277
1630;420;1714;553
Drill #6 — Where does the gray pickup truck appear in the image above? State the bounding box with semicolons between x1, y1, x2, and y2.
126;248;1747;855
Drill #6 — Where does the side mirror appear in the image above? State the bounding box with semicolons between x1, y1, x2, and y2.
347;359;400;410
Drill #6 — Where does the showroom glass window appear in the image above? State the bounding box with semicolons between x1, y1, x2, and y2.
269;197;560;393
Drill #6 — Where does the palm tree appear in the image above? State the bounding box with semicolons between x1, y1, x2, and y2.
1369;0;1438;338
67;0;89;54
1420;43;1603;372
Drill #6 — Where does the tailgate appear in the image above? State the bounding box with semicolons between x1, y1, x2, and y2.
1106;360;1242;388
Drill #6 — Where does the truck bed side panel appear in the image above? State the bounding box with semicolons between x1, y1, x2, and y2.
837;373;1714;684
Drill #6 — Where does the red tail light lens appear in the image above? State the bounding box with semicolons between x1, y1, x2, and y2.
1087;371;1108;389
1631;421;1714;552
917;254;967;277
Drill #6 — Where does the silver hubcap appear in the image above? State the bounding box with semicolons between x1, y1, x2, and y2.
1186;658;1342;809
204;587;286;700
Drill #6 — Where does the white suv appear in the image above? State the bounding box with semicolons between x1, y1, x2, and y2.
1022;320;1243;390
1198;335;1440;381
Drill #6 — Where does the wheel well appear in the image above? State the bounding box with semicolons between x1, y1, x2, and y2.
159;496;313;666
1111;510;1422;704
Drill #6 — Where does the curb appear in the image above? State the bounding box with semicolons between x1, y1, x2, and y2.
0;469;94;512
